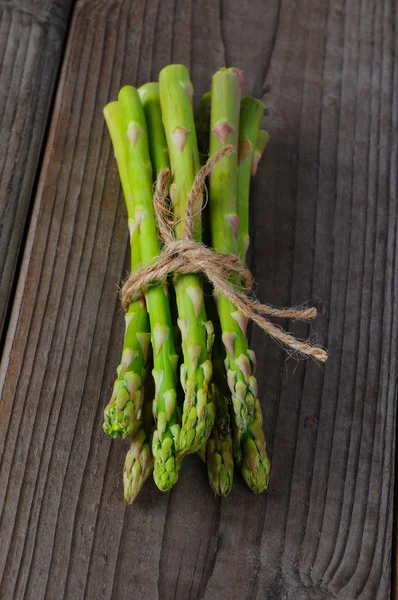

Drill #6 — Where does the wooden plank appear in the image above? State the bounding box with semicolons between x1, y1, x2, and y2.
0;0;395;598
0;0;73;341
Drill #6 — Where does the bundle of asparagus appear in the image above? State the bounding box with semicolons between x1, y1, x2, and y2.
102;64;281;501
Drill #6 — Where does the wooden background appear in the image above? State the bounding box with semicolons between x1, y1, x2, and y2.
0;0;396;599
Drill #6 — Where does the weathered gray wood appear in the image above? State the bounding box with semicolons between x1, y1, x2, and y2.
0;0;73;341
0;0;395;598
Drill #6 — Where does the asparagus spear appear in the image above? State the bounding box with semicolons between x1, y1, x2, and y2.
233;98;271;493
209;68;271;493
124;428;153;503
194;90;233;480
232;397;271;493
103;102;150;438
236;97;264;260
114;87;180;491
123;368;155;503
139;83;170;173
194;89;235;495
201;282;234;495
206;378;234;496
139;81;186;441
159;65;215;458
208;68;252;429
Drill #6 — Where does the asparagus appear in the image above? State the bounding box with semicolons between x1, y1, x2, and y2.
234;99;271;493
208;68;252;429
124;428;153;503
139;83;170;173
201;283;234;495
206;379;234;496
194;89;235;495
116;86;180;491
103;102;150;438
236;97;264;260
123;370;155;503
159;65;215;458
139;82;185;434
232;398;271;493
209;69;270;493
190;284;234;492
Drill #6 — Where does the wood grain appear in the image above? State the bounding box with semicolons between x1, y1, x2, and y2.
0;0;73;341
0;0;395;598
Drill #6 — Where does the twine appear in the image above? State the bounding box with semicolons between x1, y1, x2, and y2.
121;147;328;363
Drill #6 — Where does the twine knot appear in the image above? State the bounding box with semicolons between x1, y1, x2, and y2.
121;147;328;363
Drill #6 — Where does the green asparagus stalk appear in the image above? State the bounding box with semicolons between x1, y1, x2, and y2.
236;97;264;260
123;368;155;503
231;397;271;493
139;83;170;173
208;68;241;255
209;68;251;428
103;102;150;438
209;68;270;493
139;82;187;430
192;84;236;495
201;285;234;495
194;89;235;496
233;99;271;493
192;287;235;493
206;379;234;496
114;87;180;491
124;428;153;502
159;65;215;458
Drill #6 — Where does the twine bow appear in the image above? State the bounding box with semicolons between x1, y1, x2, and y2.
121;147;328;363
